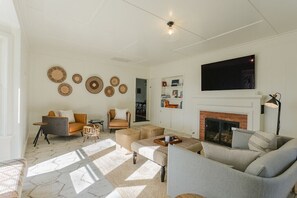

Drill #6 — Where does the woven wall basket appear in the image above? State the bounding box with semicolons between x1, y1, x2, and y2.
47;66;67;83
119;84;128;94
104;86;115;97
85;76;104;94
58;83;72;96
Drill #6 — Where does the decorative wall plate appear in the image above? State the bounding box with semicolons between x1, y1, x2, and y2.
47;66;67;83
72;74;82;84
119;84;128;94
58;83;72;96
110;76;120;87
85;76;104;94
104;86;115;97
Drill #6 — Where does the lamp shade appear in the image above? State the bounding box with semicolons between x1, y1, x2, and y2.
265;97;278;108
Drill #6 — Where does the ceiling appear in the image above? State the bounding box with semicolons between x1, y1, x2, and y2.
13;0;297;66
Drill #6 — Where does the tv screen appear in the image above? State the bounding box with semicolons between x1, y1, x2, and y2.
201;55;255;91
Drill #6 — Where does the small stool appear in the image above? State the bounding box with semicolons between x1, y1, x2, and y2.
116;128;140;151
33;122;49;147
83;125;100;142
140;125;165;139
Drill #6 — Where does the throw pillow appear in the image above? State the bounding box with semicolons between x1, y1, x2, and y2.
232;128;255;149
248;131;277;153
245;147;297;178
201;141;261;171
114;108;127;120
59;110;75;123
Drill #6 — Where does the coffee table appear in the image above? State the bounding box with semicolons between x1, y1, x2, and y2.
131;135;202;182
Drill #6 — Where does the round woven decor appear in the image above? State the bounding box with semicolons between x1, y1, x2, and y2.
110;76;120;87
119;84;128;94
72;74;82;84
104;86;115;97
85;76;104;94
58;83;72;96
47;66;67;83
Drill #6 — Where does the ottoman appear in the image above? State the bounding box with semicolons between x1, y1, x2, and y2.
115;128;140;151
131;135;202;182
140;125;165;139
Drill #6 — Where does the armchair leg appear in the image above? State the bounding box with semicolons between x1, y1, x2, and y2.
81;132;83;137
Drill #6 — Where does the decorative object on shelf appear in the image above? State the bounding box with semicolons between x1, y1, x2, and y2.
172;90;178;98
167;21;174;35
104;86;115;97
265;92;282;135
58;83;72;96
85;76;104;94
47;66;67;83
72;74;82;84
171;79;179;86
119;84;128;94
110;76;120;87
162;81;167;87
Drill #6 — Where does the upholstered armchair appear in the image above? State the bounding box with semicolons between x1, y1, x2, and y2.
107;109;131;132
42;111;87;137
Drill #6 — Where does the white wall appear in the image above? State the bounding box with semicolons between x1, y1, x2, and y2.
150;30;297;138
0;0;29;160
28;49;149;134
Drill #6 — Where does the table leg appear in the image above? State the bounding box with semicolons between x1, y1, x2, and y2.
44;133;50;144
133;152;137;164
33;127;42;147
161;166;165;182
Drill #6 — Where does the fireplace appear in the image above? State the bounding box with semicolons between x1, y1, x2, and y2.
205;118;239;147
199;111;248;146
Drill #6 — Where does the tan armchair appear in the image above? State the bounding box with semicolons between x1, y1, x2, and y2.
42;111;87;137
107;109;131;133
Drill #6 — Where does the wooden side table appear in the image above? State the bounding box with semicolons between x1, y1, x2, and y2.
83;124;100;142
33;122;49;147
176;193;204;198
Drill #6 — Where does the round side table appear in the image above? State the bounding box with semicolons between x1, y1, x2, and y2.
33;122;49;147
176;193;204;198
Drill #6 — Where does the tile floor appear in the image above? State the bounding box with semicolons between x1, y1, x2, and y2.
22;130;168;198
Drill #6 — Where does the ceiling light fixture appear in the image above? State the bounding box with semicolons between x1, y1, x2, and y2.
167;21;174;35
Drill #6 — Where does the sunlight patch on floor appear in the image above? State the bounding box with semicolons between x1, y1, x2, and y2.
82;138;116;156
139;146;160;159
125;160;160;181
27;150;82;177
106;185;146;198
92;150;131;175
70;165;99;194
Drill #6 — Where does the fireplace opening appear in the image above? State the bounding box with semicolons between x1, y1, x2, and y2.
205;118;239;147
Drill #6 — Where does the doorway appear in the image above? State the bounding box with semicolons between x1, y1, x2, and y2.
135;78;148;122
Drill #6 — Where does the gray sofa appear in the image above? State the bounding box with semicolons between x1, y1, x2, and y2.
167;129;297;198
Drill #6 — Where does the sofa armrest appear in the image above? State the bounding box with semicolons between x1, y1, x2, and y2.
74;113;87;124
42;116;69;136
126;111;131;128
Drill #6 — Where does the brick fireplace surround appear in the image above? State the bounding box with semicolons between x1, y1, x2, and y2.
199;111;248;140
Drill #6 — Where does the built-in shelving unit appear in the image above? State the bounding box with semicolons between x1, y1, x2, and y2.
161;75;183;109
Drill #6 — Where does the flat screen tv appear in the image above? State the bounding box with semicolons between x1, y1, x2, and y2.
201;55;255;91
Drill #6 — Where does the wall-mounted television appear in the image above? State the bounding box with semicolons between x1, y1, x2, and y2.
201;55;255;91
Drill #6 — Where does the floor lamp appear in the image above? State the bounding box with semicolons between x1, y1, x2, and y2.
264;92;281;135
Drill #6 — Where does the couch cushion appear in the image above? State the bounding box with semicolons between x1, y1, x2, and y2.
248;131;277;153
245;147;297;177
59;110;75;122
232;128;255;149
114;108;127;120
69;123;84;133
201;141;261;171
109;119;129;127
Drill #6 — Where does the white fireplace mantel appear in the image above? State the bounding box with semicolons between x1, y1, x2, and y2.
193;94;264;138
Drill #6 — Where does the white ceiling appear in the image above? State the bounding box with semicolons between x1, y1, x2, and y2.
13;0;297;66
